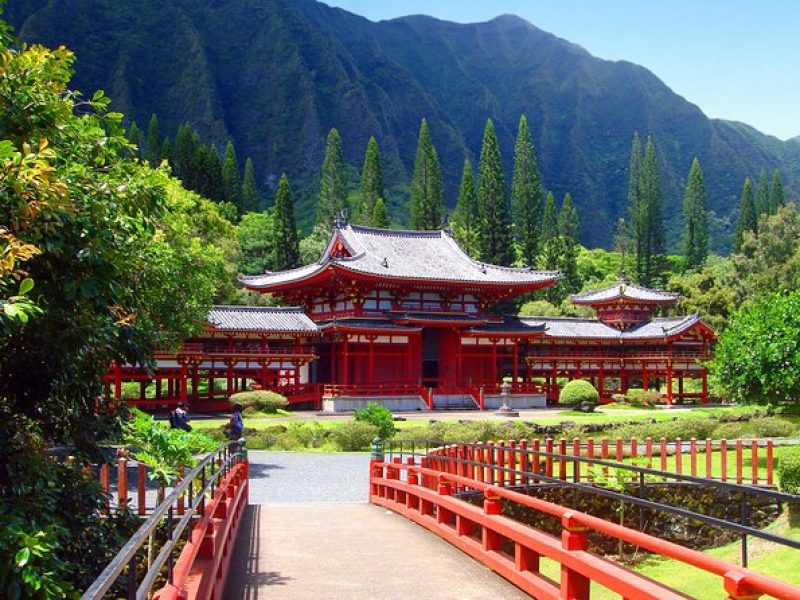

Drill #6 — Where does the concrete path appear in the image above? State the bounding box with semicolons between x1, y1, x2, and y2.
224;452;529;599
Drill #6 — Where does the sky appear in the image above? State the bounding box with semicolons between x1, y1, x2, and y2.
322;0;800;140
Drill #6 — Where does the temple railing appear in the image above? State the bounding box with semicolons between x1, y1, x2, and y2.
322;382;425;398
370;441;800;599
82;441;248;600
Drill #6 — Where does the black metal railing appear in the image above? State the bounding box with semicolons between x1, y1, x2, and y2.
384;440;800;568
81;440;246;600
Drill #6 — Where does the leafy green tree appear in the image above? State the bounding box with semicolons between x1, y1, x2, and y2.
632;136;665;285
272;173;300;270
145;113;161;166
371;197;390;229
476;118;513;265
511;114;543;267
356;136;384;225
681;158;708;270
558;193;581;294
755;168;770;216
667;256;738;331
240;157;260;213
317;128;348;229
711;290;800;404
238;211;275;274
0;23;237;595
409;119;444;230
770;170;785;214
732;177;757;252
222;139;242;211
452;158;478;257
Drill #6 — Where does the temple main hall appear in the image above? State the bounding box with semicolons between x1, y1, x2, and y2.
111;224;715;412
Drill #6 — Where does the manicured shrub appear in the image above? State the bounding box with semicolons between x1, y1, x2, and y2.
751;417;798;438
559;380;599;406
611;393;628;404
625;389;663;406
229;390;288;413
331;421;379;451
776;447;800;494
614;417;716;442
354;402;395;439
711;421;752;440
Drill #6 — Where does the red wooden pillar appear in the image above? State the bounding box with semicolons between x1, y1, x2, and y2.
560;514;590;600
678;374;684;403
666;362;674;405
342;338;350;385
642;365;649;391
701;367;709;404
113;363;122;399
598;364;605;400
226;361;234;396
179;364;188;402
192;364;200;401
491;340;498;383
512;341;519;384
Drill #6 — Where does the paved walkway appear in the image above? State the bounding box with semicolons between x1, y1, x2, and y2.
224;452;529;599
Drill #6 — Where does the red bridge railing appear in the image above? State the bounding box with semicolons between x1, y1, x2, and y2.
370;448;800;599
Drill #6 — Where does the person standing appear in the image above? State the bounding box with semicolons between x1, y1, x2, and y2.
169;401;191;431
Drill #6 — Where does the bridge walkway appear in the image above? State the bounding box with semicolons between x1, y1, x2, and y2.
223;452;527;599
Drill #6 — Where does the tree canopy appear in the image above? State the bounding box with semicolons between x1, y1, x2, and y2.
409;119;444;230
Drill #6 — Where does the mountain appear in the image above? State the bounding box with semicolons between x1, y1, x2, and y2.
7;0;799;249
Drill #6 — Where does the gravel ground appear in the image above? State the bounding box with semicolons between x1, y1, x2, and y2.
247;451;371;504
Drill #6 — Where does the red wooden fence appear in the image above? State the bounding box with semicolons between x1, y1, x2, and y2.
370;459;800;599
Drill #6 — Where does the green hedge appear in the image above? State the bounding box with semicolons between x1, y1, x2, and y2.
559;380;599;406
331;422;378;451
229;390;288;413
776;447;800;494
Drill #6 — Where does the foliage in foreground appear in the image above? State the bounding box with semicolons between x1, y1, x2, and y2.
558;379;599;406
776;447;800;495
711;289;800;404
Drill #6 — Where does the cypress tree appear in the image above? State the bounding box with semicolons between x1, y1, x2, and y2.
145;114;161;166
160;138;172;164
222;139;242;211
558;193;581;295
613;218;632;276
452;158;479;258
127;121;141;157
317;128;348;229
769;170;785;214
356;136;385;225
173;123;199;184
241;158;260;213
755;168;770;216
409;119;444;230
681;158;708;270
195;145;224;203
371;197;390;229
733;177;757;252
636;136;664;286
511;114;544;268
628;132;643;274
476;119;514;265
540;192;561;303
272;173;300;270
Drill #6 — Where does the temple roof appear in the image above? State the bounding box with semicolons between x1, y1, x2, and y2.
569;280;679;306
206;306;318;332
470;314;709;341
241;224;559;290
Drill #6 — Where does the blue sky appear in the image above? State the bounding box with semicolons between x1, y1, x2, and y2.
322;1;800;140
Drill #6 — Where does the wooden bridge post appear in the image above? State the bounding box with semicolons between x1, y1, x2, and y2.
560;512;590;600
482;489;503;552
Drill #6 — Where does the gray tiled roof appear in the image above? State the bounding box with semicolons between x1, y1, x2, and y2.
318;319;420;331
241;225;559;289
470;314;704;340
206;306;318;332
570;281;679;305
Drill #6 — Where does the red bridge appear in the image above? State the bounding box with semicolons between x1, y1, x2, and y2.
83;439;800;599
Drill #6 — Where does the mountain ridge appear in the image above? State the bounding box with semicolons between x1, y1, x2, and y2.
6;0;799;249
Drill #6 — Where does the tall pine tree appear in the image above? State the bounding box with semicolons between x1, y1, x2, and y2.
628;132;644;278
733;177;757;252
222;139;242;211
371;197;390;229
357;136;385;225
241;158;260;213
681;158;708;270
614;218;633;276
317;128;348;229
511;115;544;268
127;121;141;158
409;119;444;230
160;138;171;164
172;122;199;184
540;192;561;303
754;168;770;216
635;136;664;286
145;114;161;166
195;145;224;203
558;193;581;295
453;158;479;258
476;119;514;265
769;170;785;214
272;173;300;270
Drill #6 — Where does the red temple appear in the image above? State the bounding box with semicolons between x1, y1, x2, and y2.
111;224;714;412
